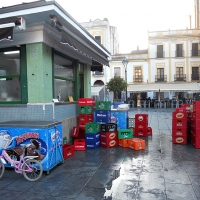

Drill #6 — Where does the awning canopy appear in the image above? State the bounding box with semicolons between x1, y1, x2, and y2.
91;86;104;96
61;30;109;66
127;83;200;93
91;60;103;72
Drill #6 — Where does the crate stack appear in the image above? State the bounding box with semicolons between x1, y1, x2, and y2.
94;101;111;124
100;123;119;148
172;108;188;145
118;129;133;147
190;101;200;148
73;98;94;151
78;98;94;130
180;103;191;140
85;122;101;149
134;114;148;137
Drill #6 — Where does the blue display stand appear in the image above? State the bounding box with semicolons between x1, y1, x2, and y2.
0;121;64;174
111;109;128;129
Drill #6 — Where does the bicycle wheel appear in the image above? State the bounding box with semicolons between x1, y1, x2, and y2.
22;159;43;181
0;158;5;179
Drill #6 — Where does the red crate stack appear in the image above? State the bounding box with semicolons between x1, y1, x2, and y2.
100;123;119;148
134;114;148;137
172;108;188;144
190;101;200;148
78;98;95;130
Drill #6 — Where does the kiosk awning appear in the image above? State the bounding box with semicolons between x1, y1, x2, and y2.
91;86;104;96
61;31;109;66
127;83;200;93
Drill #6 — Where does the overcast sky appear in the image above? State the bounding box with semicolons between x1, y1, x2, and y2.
0;0;194;53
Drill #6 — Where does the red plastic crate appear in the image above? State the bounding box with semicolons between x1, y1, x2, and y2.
134;127;147;137
190;128;200;138
172;128;187;137
128;138;146;150
135;121;148;129
191;111;200;120
193;101;200;111
190;133;200;148
135;114;148;122
100;137;119;148
147;127;152;136
100;131;118;140
74;139;86;150
78;98;94;106
78;114;94;123
190;119;200;130
62;144;75;159
172;111;187;119
172;136;187;144
172;118;187;128
71;126;85;138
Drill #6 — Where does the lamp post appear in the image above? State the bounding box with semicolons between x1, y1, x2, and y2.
122;57;129;103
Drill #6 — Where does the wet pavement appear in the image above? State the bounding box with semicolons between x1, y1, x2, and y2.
1;108;200;200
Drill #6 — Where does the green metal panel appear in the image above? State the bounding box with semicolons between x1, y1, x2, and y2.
84;64;91;98
74;60;79;101
20;45;28;103
26;43;52;103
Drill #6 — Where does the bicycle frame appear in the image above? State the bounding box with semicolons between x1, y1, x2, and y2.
0;149;38;174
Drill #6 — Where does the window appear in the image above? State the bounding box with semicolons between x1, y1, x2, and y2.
176;67;184;81
114;67;121;77
192;43;198;56
157;45;163;58
0;49;21;102
95;36;101;44
192;67;199;80
157;68;164;81
54;54;74;101
176;44;183;57
134;67;142;82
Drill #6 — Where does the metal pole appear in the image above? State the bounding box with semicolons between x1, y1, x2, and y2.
125;67;127;103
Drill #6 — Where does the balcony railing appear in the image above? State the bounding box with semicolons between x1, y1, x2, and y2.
92;71;104;76
155;75;167;82
175;50;184;57
155;51;165;58
191;50;200;57
133;75;143;83
174;74;186;81
191;73;200;81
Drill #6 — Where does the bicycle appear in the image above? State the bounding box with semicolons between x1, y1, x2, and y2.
0;135;43;181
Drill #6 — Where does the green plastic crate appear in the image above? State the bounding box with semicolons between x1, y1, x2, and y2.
78;106;94;114
85;122;100;134
118;129;133;139
95;101;111;110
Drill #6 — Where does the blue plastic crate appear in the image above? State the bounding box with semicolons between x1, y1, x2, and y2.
86;140;100;149
85;133;100;141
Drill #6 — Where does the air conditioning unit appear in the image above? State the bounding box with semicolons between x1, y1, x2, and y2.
14;17;26;30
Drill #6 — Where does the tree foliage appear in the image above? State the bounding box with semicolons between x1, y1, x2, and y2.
106;76;127;93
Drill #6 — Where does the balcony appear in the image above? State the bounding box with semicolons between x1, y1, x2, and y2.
133;75;143;83
92;71;104;76
174;74;186;81
191;50;200;57
155;75;167;82
175;50;184;57
191;73;200;81
155;51;165;58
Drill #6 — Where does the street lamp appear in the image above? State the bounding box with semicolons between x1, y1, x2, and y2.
122;57;129;103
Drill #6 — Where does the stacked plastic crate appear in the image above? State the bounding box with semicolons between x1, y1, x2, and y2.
172;108;188;144
73;98;94;150
134;114;148;137
100;123;119;148
118;129;133;147
190;101;200;148
94;101;111;123
85;122;100;149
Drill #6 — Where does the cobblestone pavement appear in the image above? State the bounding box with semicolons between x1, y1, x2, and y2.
1;108;200;200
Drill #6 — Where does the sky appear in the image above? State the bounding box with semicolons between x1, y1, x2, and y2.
0;0;194;53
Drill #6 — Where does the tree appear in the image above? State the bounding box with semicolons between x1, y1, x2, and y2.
106;76;127;101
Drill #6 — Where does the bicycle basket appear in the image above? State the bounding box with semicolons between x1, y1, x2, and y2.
0;135;12;149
